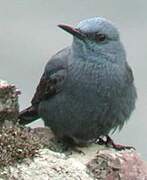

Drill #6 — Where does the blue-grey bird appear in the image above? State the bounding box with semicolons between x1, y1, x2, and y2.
19;17;137;149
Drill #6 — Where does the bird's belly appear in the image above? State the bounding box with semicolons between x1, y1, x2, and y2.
39;63;136;141
39;85;135;141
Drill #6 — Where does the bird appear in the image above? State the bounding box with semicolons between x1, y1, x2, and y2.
19;17;137;150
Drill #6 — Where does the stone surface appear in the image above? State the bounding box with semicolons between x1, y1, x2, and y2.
87;149;147;180
0;80;20;124
1;146;147;180
0;149;93;180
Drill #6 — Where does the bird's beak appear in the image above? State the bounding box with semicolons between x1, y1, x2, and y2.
58;24;85;40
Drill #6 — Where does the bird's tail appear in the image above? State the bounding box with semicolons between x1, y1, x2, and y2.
18;106;40;125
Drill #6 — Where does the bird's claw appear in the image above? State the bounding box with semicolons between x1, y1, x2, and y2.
96;135;135;151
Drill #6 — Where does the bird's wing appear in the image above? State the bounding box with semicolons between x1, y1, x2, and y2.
31;48;69;107
19;48;69;125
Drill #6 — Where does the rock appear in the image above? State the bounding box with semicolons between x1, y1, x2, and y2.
87;149;147;180
0;80;20;124
1;145;147;180
0;149;93;180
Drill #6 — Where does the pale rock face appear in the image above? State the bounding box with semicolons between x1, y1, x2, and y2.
1;147;147;180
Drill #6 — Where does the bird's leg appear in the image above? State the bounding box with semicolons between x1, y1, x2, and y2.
104;135;135;150
96;135;135;150
95;136;107;145
57;136;85;155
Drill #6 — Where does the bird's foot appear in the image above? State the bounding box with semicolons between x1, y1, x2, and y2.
70;147;85;155
56;137;85;155
96;135;135;151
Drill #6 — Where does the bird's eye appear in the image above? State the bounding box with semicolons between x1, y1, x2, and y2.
95;33;106;42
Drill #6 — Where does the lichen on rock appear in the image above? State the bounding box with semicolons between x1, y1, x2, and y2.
0;80;19;124
0;123;42;167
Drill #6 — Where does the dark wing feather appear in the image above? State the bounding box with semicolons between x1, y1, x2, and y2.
19;48;69;125
31;69;67;106
31;48;69;107
31;74;57;106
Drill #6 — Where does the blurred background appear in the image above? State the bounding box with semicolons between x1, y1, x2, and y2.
0;0;147;159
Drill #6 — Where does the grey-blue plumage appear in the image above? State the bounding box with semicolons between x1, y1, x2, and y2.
19;17;137;145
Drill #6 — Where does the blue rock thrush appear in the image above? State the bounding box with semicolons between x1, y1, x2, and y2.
19;17;137;150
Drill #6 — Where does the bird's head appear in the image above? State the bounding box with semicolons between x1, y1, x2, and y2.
58;17;126;64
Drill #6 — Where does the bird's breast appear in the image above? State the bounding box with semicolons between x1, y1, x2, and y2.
66;61;125;99
68;61;99;87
